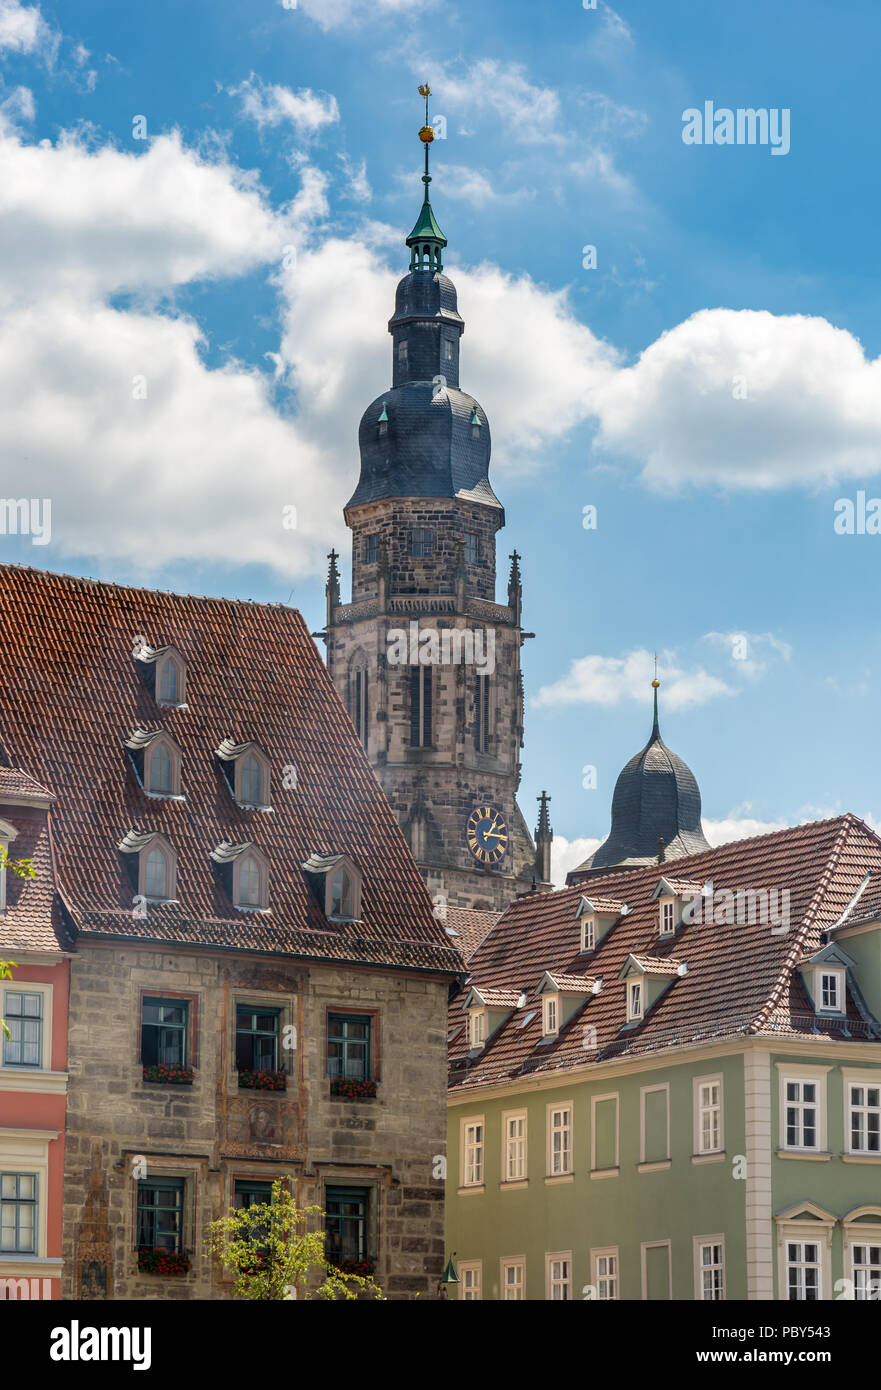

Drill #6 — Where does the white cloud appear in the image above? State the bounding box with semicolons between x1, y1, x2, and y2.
534;647;731;711
593;309;881;491
425;58;565;148
429;164;531;208
702;812;790;846
230;75;339;136
0;0;56;58
703;630;792;678
289;0;410;29
550;833;602;888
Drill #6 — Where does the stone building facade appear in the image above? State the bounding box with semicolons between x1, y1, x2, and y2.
324;118;552;914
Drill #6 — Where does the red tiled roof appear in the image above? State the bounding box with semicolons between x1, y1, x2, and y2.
467;987;522;1008
0;767;55;803
0;565;463;977
0;805;70;953
626;955;684;977
450;815;881;1089
577;895;629;915
541;972;599;993
443;905;500;962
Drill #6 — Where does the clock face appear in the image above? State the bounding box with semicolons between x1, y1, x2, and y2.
466;804;508;865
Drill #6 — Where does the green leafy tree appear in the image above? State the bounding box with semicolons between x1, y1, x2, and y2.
0;850;35;1039
204;1179;384;1301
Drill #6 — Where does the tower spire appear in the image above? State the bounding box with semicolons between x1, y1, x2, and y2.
407;84;447;273
651;654;660;740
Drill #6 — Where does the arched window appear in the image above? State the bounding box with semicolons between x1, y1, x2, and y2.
145;846;167;899
240;755;262;806
150;743;172;794
329;868;350;918
351;660;369;748
154;651;186;706
238;855;261;908
160;660;178;703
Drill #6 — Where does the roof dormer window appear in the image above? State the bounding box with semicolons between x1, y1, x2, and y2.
660;898;677;937
216;739;272;810
119;830;177;903
819;970;844;1014
580;915;595;952
126;729;183;799
134;642;187;708
627;980;643;1022
302;852;363;923
469;1009;487;1049
470;406;481;440
542;994;559;1038
0;818;19;914
211;841;270;912
377;402;388;437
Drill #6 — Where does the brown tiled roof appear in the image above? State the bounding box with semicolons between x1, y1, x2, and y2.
0;565;463;977
467;987;522;1009
449;815;881;1089
626;955;684;977
0;805;71;953
577;895;629;915
541;972;599;993
655;878;704;895
0;767;55;803
443;905;500;962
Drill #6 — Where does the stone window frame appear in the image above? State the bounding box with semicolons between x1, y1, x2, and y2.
842;1206;881;1299
325;1005;380;1085
464;531;480;564
776;1063;831;1154
229;991;295;1089
590;1092;620;1176
129;1159;203;1268
774;1203;835;1301
0;1130;57;1262
693;1234;726;1301
363;533;380;565
500;1255;525;1300
591;1246;619;1301
138;987;199;1069
348;653;370;749
841;1069;881;1157
459;1114;485;1192
408;527;434;559
501;1109;528;1184
545;1251;572;1301
639;1081;671;1166
640;1239;672;1301
693;1073;725;1157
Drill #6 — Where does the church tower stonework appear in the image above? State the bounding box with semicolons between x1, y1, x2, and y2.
323;91;550;913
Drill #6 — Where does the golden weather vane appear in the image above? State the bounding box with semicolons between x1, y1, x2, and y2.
418;83;434;144
652;653;660;689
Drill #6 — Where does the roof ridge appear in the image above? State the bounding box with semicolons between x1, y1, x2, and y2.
0;562;299;613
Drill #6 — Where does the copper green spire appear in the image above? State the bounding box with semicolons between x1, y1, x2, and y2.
651;654;661;740
407;84;447;273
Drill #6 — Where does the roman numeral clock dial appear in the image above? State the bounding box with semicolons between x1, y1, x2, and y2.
466;805;509;866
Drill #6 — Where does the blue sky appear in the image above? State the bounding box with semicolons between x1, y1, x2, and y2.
1;0;880;878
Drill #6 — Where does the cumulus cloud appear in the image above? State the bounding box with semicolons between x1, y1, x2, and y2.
229;75;339;136
550;833;602;888
534;647;731;711
283;0;410;31
703;630;792;678
593;309;881;492
0;0;56;59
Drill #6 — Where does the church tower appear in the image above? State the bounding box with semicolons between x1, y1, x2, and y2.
323;89;551;912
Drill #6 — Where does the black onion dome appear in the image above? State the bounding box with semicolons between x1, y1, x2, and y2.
570;694;710;877
389;269;463;329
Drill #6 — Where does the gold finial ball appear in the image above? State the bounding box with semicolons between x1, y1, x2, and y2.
652;679;660;688
419;124;435;144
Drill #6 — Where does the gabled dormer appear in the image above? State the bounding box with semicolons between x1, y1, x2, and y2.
216;738;272;810
211;840;270;912
119;829;178;903
536;971;602;1038
461;986;521;1053
125;728;184;799
797;942;855;1017
652;877;703;938
575;894;627;953
134;642;187;708
618;954;686;1026
832;887;881;1023
301;852;363;923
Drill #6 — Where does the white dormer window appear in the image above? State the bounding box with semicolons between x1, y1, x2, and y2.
819;970;844;1013
127;729;183;798
145;845;168;899
627;980;643;1022
329;865;353;918
0;818;19;914
216;739;272;809
580;915;596;953
119;830;177;903
469;1010;487;1048
302;852;363;923
659;899;676;937
542;995;558;1038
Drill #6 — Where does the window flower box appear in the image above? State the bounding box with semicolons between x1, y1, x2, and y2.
137;1247;191;1276
330;1256;376;1278
238;1068;286;1092
142;1063;194;1085
329;1076;377;1101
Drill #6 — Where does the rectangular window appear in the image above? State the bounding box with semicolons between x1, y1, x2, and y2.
786;1241;821;1300
820;971;842;1011
546;1252;571;1300
501;1257;525;1300
627;979;643;1021
474;674;490;753
695;1076;723;1154
459;1261;482;1300
397;340;408;367
328;1013;372;1081
136;1178;185;1253
353;667;369;746
462;1118;484;1187
580;916;595;952
443;336;454;363
409;527;433;558
469;1010;486;1049
0;1173;37;1253
2;991;42;1067
364;533;379;564
641;1085;669;1164
141;997;188;1067
547;1103;572;1176
234;1179;273;1209
325;1185;369;1264
503;1111;527;1181
784;1079;818;1149
660;899;676;936
696;1239;725;1300
236;1007;280;1072
851;1242;881;1301
593;1248;618;1300
591;1094;619;1172
848;1083;881;1154
464;531;479;563
542;995;558;1037
410;666;432;747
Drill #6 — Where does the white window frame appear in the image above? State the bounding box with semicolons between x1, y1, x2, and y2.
843;1210;881;1301
469;1009;487;1050
0;981;54;1074
694;1235;726;1300
233;849;270;912
639;1082;670;1164
542;994;558;1038
590;1092;619;1175
0;1129;58;1268
501;1109;527;1183
546;1102;573;1177
580;915;595;953
843;1071;881;1156
694;1073;724;1155
784;1239;824;1301
627;978;643;1022
778;1066;828;1152
139;836;177;903
775;1206;834;1301
500;1256;525;1300
591;1246;619;1300
0;819;19;914
659;897;677;937
460;1115;485;1190
458;1259;482;1300
545;1251;572;1301
143;732;182;797
233;746;272;809
817;968;844;1014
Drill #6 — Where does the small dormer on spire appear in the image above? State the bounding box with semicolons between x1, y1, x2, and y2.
407;84;447;273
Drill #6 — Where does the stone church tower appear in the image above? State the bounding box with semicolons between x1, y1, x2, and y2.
322;93;552;913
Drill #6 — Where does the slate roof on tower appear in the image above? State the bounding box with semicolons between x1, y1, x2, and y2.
450;814;881;1091
0;564;464;976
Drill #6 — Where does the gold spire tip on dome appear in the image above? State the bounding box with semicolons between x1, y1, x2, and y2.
652;652;660;689
418;82;434;142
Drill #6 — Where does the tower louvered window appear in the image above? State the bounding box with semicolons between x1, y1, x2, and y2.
410;666;432;747
353;667;369;747
474;674;490;752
